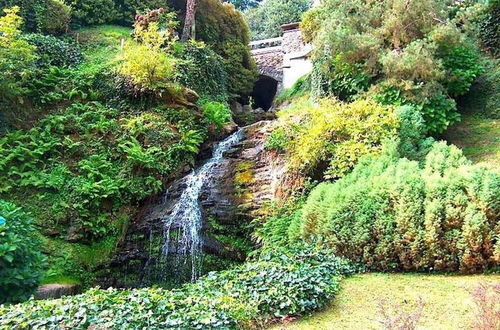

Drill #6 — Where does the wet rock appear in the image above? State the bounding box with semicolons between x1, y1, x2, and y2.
36;284;80;300
105;120;300;287
183;88;199;103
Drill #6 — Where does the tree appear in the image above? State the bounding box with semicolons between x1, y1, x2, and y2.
181;0;197;41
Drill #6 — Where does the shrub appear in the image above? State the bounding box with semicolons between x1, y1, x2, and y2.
64;0;118;27
174;41;229;101
245;0;312;40
296;141;500;273
201;101;232;129
115;0;167;24
119;17;176;92
0;200;46;304
0;6;36;102
303;0;483;133
480;0;500;57
274;98;399;179
21;33;82;67
265;127;289;152
195;0;258;96
119;42;176;92
34;0;70;34
374;83;460;135
0;246;354;328
459;58;500;119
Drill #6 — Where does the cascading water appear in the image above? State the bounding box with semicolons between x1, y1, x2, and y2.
158;129;244;282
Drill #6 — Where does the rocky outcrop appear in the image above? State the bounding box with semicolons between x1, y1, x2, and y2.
36;284;80;300
103;121;299;287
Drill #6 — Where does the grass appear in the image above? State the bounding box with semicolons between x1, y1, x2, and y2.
272;273;500;330
444;115;499;168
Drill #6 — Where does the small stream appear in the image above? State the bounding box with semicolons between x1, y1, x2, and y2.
154;129;244;282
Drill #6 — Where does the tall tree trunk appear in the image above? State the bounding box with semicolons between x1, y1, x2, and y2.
181;0;197;41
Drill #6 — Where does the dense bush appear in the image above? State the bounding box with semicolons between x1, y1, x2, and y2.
174;41;229;101
195;0;258;96
0;246;353;328
34;0;70;34
459;58;500;119
64;0;118;27
0;0;70;33
302;0;484;134
0;102;206;242
480;0;499;57
292;142;500;273
0;7;36;103
245;0;311;40
119;14;177;92
0;200;46;304
21;33;82;67
273;97;399;179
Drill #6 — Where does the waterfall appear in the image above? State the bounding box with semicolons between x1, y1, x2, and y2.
159;129;244;282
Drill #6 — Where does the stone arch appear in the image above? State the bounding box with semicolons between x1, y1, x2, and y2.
251;75;279;110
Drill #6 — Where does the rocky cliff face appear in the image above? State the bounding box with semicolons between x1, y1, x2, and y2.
101;121;299;287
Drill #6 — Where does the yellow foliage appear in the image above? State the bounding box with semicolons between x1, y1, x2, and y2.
119;42;175;91
277;98;399;178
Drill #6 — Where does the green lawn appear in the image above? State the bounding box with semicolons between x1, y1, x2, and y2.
272;273;500;330
444;115;499;168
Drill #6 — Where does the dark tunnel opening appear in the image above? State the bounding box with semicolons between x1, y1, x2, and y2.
251;75;278;110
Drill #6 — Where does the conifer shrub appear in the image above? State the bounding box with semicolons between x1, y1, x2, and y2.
296;141;500;273
0;246;354;328
0;200;46;304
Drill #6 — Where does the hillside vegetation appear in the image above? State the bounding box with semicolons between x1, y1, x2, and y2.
0;0;499;328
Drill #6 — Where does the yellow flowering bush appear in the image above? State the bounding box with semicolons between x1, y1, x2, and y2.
275;98;399;178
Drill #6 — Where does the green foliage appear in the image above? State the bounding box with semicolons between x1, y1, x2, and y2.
480;0;500;57
64;0;118;27
303;0;484;134
119;16;177;92
0;0;69;33
196;0;258;96
274;98;399;179
174;41;229;101
119;42;176;91
265;127;289;152
21;33;83;67
226;0;261;11
0;246;354;328
201;101;232;129
374;84;460;135
34;0;70;34
0;102;206;242
245;0;311;40
0;200;46;304
294;141;500;273
0;6;36;102
459;58;500;119
274;74;310;105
